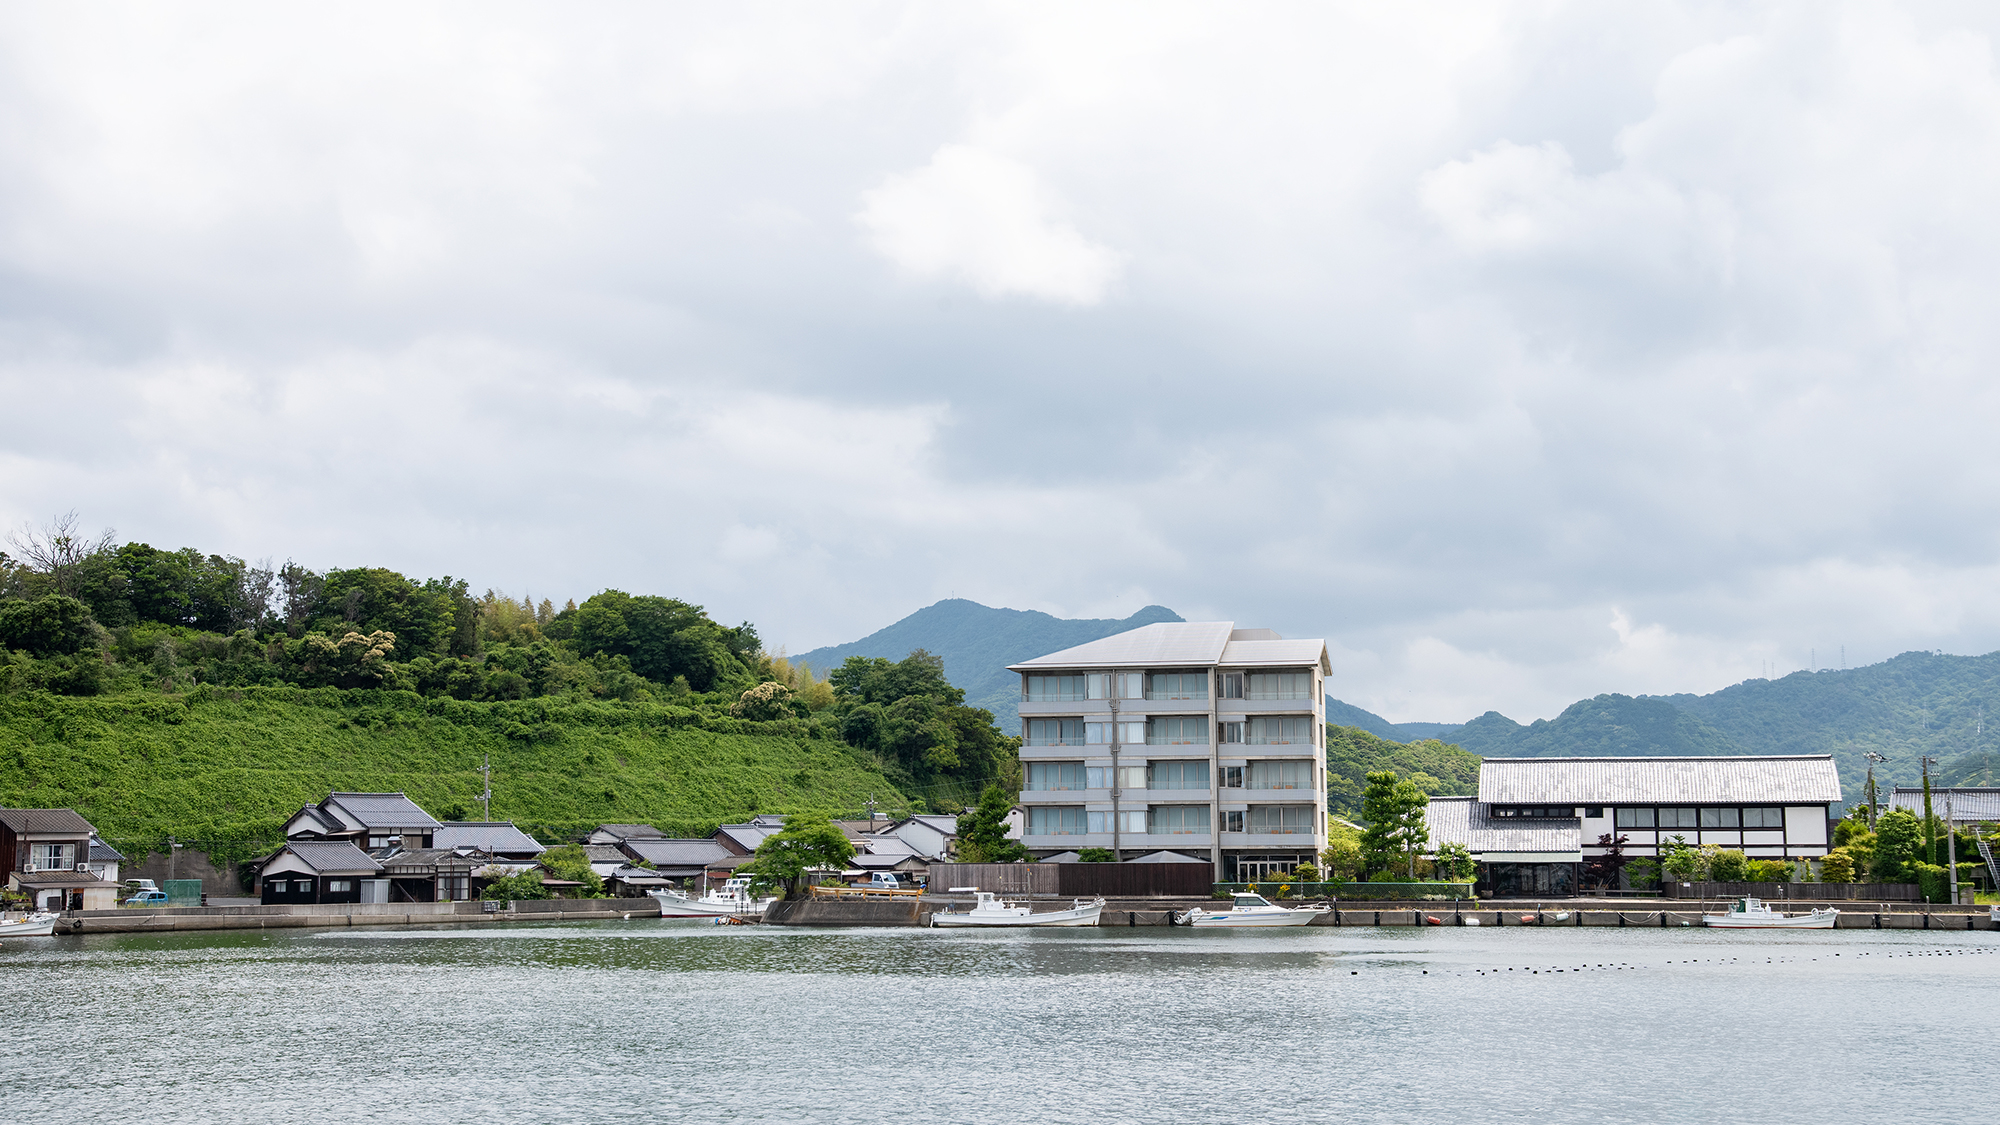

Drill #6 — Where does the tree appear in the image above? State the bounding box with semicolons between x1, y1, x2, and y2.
6;511;114;597
1433;842;1476;884
1359;770;1429;878
1818;848;1856;884
1582;833;1630;890
1871;807;1921;881
739;813;856;899
1661;835;1703;881
957;785;1032;863
1320;826;1365;882
0;594;100;656
1076;848;1115;863
1708;849;1750;882
733;681;795;721
537;843;605;897
479;866;550;902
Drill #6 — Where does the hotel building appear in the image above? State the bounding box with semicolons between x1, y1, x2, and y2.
1008;621;1331;881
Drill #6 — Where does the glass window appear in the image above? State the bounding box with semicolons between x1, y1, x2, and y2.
1224;810;1245;832
1026;762;1087;791
1743;807;1785;828
1248;760;1311;789
1117;810;1147;834
266;880;288;893
328;880;353;893
1219;721;1245;744
1085;766;1109;789
295;878;315;893
1219;672;1244;699
1116;764;1147;790
1246;805;1314;834
1149;761;1209;791
1115;673;1145;699
1148;716;1209;745
1116;721;1147;745
1026;807;1087;836
1024;719;1085;746
1087;674;1110;700
1147;806;1210;834
1658;808;1698;829
1024;675;1088;702
1219;766;1244;788
1246;671;1313;700
1614;807;1655;828
1246;716;1314;744
1085;722;1113;745
1699;807;1740;828
1146;672;1208;700
1087;811;1110;833
33;844;71;869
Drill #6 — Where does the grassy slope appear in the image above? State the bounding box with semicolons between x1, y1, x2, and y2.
0;686;906;864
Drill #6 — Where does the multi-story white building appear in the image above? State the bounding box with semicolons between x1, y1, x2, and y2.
1007;621;1330;881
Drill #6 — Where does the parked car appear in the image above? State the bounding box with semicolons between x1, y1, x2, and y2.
123;890;170;907
867;873;901;890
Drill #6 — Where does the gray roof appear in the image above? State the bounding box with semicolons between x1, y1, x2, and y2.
435;822;545;854
1218;638;1332;672
621;838;732;866
1009;622;1236;671
321;793;443;831
716;822;782;852
1478;756;1842;805
89;836;126;862
581;845;627;863
592;823;667;840
1887;787;2000;822
0;808;95;836
276;841;384;875
375;847;481;874
1128;849;1207;863
1426;797;1582;856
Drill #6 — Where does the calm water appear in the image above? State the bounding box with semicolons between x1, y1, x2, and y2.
2;920;1995;1123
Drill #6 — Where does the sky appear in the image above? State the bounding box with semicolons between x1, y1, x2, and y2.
6;2;2000;724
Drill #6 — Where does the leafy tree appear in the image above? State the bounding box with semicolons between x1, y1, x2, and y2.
739;812;856;899
1320;825;1364;882
1432;842;1476;884
1324;725;1478;821
537;843;605;897
479;867;550;902
733;681;796;721
1359;770;1430;878
1076;848;1115;863
1582;832;1630;890
0;594;100;656
1708;849;1750;882
1871;807;1921;881
1818;848;1855;884
316;568;459;656
1623;857;1660;891
956;784;1032;863
1661;835;1703;881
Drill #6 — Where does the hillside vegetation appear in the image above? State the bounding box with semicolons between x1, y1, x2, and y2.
797;599;1184;734
0;687;908;870
1325;725;1480;821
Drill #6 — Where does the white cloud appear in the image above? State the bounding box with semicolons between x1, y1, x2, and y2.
855;144;1121;304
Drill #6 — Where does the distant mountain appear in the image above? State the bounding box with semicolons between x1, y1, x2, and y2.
1323;697;1462;742
795;600;1185;734
1442;695;1740;760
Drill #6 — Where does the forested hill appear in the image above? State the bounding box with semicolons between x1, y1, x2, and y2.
797;600;1185;734
1331;650;2000;806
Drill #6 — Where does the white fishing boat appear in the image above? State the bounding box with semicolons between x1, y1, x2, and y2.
1702;896;1838;930
1178;892;1330;928
929;889;1105;928
647;878;776;919
0;912;59;937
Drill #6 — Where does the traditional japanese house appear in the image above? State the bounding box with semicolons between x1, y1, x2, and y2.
258;842;386;904
0;807;121;911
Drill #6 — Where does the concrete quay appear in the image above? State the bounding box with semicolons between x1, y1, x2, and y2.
54;897;665;934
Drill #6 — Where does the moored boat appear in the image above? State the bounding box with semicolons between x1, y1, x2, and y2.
930;890;1104;928
1178;892;1330;928
647;878;776;919
0;912;59;937
1702;896;1838;929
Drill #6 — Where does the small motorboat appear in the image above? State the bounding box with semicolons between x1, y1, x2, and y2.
1179;892;1330;928
647;878;776;919
1703;896;1838;930
1991;904;2000;924
930;890;1104;928
0;912;59;937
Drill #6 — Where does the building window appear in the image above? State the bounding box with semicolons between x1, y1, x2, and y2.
1220;721;1245;744
1116;721;1147;745
1246;716;1314;745
1247;671;1313;700
368;835;393;849
1148;716;1209;745
1087;811;1109;833
1146;672;1208;700
1085;722;1113;745
1492;806;1574;819
1024;719;1085;746
1248;760;1311;790
1585;806;1603;819
1219;672;1244;699
1114;673;1144;699
1219;766;1244;788
1615;808;1655;828
1026;762;1087;791
294;878;315;895
1147;806;1210;834
1024;675;1089;702
1246;806;1314;835
1116;764;1147;791
1085;766;1109;789
1658;808;1698;829
1224;810;1245;832
1699;808;1740;828
32;843;73;870
328;880;353;893
1025;807;1088;836
1117;810;1146;835
1149;761;1209;791
267;880;288;893
1743;807;1785;828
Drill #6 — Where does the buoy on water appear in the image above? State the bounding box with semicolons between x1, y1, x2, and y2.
1425;915;1443;925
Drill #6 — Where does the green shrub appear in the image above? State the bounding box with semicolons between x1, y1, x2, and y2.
1818;849;1855;884
1708;849;1751;883
1915;863;1950;904
1623;858;1660;891
1747;859;1791;882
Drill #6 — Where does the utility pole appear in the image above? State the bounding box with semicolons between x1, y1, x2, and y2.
1920;755;1938;866
480;751;492;821
1945;790;1959;903
1862;752;1888;828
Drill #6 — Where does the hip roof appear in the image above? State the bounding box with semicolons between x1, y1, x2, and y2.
1478;756;1842;805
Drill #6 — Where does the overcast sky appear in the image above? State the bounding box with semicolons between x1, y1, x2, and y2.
5;2;2000;723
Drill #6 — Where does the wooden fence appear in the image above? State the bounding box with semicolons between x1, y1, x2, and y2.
1662;881;1920;901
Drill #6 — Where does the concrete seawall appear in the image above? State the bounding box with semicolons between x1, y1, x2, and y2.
57;898;663;934
765;898;922;926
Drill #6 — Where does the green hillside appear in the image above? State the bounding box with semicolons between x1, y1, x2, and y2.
1445;694;1741;760
0;686;908;873
1325;724;1480;822
796;599;1184;734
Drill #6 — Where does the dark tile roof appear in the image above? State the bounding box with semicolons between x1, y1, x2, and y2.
275;841;384;875
592;823;666;840
621;838;731;866
435;822;545;854
88;836;126;862
1427;797;1582;856
0;808;96;835
11;870;118;888
375;848;482;875
321;793;443;831
580;845;627;863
